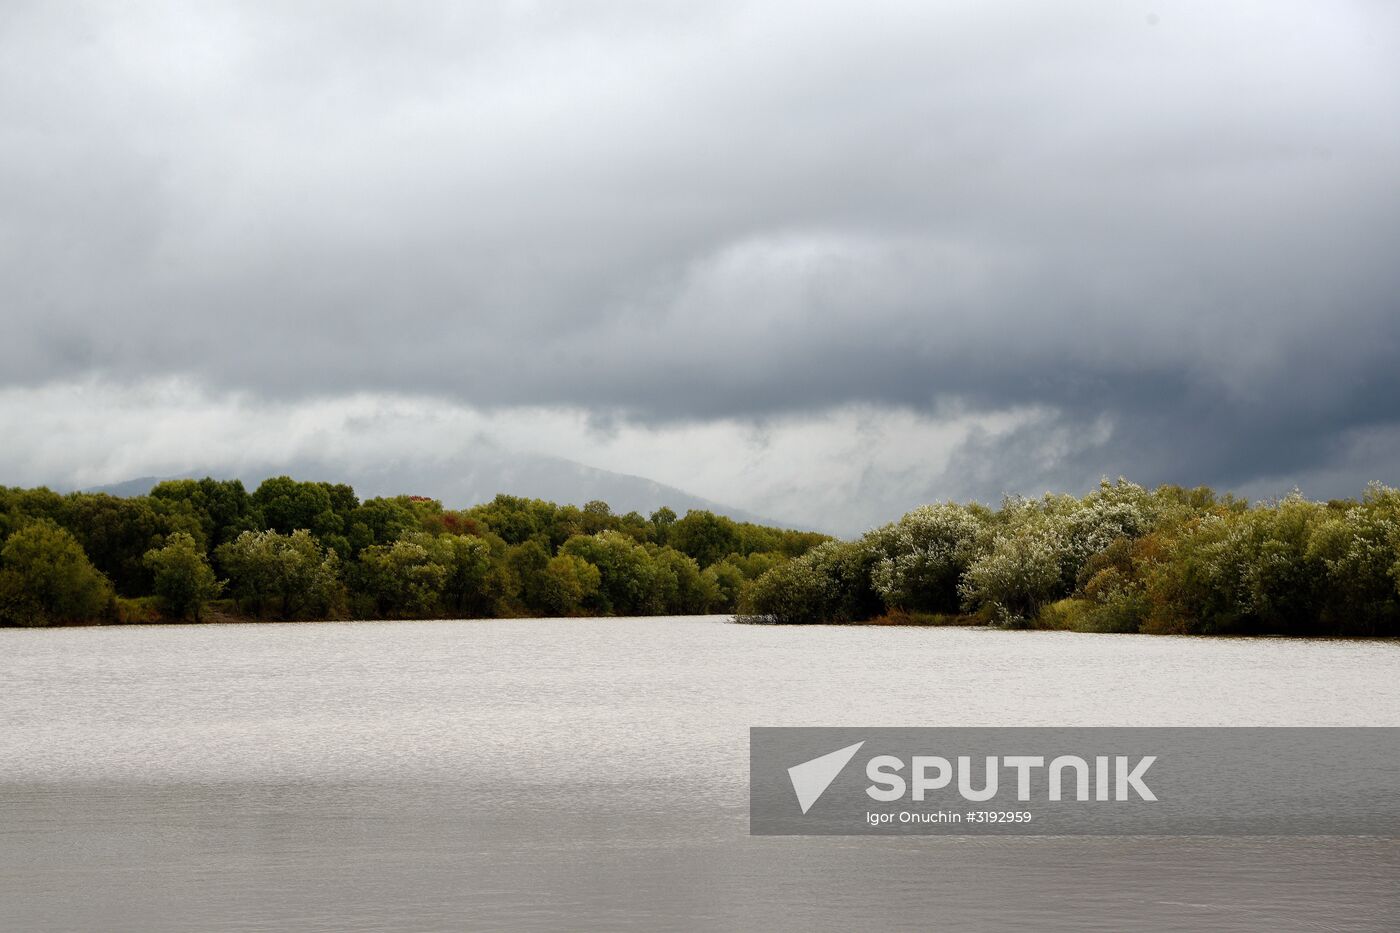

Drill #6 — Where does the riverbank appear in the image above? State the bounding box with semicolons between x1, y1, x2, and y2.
7;477;1400;638
12;604;1399;640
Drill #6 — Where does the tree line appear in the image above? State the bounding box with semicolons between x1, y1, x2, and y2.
738;479;1400;636
0;477;825;626
4;476;1399;636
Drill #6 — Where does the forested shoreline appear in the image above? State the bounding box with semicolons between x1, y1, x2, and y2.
2;476;1398;636
740;479;1400;636
0;477;824;627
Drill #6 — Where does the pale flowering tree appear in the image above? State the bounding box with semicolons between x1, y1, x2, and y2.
358;535;448;618
1218;492;1322;628
865;503;987;613
959;479;1163;626
959;524;1067;626
216;528;341;618
1307;482;1400;631
1051;478;1158;586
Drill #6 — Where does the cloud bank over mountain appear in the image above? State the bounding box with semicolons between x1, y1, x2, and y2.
2;2;1397;531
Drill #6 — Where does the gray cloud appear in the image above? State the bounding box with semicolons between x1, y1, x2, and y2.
2;1;1399;518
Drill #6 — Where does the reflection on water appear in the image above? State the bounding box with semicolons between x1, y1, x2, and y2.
3;618;1398;931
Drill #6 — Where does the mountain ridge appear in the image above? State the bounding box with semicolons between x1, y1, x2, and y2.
77;454;811;531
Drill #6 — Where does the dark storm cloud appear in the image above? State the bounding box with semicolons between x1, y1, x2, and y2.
3;1;1399;500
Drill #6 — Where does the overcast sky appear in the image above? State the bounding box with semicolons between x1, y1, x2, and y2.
2;1;1398;533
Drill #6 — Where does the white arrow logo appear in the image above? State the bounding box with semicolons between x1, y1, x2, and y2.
788;741;865;814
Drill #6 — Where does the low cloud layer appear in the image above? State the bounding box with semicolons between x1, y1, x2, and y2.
2;2;1398;530
3;379;1395;536
0;379;1042;534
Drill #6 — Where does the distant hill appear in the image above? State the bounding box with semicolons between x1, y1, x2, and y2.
80;452;805;530
84;476;171;498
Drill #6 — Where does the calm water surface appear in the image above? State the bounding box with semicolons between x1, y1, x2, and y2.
3;617;1399;931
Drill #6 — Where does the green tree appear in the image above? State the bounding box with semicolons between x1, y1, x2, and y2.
650;506;677;544
251;476;357;540
358;535;449;618
728;551;787;580
581;500;615;535
150;478;253;548
143;532;223;621
432;533;494;615
0;486;67;545
0;521;113;626
737;540;880;624
548;505;585;548
651;546;718;614
60;492;199;595
668;511;741;568
466;494;557;546
508;539;552;612
615;511;654;544
560;531;657;614
347;497;421;552
539;553;602;616
1143;494;1325;635
703;559;747;613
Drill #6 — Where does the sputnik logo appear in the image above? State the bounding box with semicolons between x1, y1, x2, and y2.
787;741;865;814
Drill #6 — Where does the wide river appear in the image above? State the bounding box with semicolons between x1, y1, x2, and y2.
3;617;1398;931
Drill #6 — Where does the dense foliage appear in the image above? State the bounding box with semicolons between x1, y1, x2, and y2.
0;479;825;626
5;476;1400;635
0;521;114;627
738;480;1400;636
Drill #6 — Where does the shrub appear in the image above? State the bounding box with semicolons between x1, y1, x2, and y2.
1038;598;1095;631
737;540;880;624
113;595;163;625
